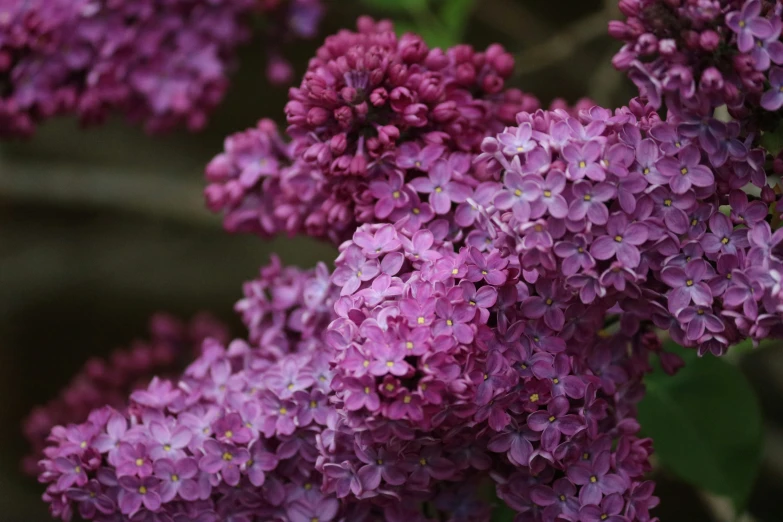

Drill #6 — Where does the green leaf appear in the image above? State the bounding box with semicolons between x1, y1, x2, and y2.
360;0;428;12
639;343;762;512
439;0;474;37
761;119;783;156
491;502;517;522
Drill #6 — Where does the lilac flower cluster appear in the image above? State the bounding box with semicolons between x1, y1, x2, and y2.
0;0;324;136
39;256;660;521
320;222;661;520
610;0;783;122
205;18;539;242
23;314;229;477
38;263;348;522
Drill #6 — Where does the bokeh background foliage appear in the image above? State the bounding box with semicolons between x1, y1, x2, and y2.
0;1;781;520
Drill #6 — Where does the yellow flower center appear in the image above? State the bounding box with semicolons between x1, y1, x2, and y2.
447;319;453;326
680;167;688;175
686;280;693;287
139;486;147;494
386;361;394;367
171;474;179;482
451;268;459;275
406;341;414;350
543;190;552;197
614;235;623;242
530;393;539;402
223;452;233;461
279;407;288;414
163;444;172;451
136;458;144;467
412;208;420;214
404;396;412;404
664;199;672;207
579;161;586;168
392;191;401;199
435;186;443;193
548;416;556;422
417;316;425;324
590;476;598;483
364;387;371;394
584;194;592;201
514;189;523;197
225;430;233;439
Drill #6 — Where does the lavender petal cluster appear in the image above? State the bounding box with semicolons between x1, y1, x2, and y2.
205;18;539;242
0;0;324;136
610;0;783;125
23;314;229;477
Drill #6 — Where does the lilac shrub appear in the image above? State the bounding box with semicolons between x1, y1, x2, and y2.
22;314;229;477
205;18;540;243
0;0;324;136
30;4;783;521
38;258;660;521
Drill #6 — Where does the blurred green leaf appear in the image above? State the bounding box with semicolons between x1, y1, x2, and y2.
439;0;474;37
360;0;428;12
761;120;783;156
491;503;517;522
639;343;762;512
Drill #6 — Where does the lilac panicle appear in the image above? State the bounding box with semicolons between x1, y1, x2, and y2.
0;0;325;136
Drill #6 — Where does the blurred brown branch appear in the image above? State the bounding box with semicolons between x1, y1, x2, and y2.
0;158;212;225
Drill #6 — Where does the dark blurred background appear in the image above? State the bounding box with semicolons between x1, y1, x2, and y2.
1;1;782;521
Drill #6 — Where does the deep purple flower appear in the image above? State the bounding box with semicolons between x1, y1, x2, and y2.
288;492;340;522
677;305;725;341
396;143;445;171
579;493;627;522
529;478;580;521
761;67;783;111
368;341;410;377
465;248;508;285
752;20;783;70
701;213;749;256
354;440;406;489
407;445;454;487
656;145;714;194
532;353;587;399
727;0;775;53
533;169;569;219
493;171;543;221
555;234;596;276
723;270;764;318
53;456;89;491
198;440;250;486
591;213;648;267
153;457;200;503
322;461;362;498
487;421;534;467
148;422;192;460
569;181;615;225
649;187;694;235
433;298;475;344
661;259;713;313
332;246;380;296
117;443;153;477
246;440;279;487
418;165;474;217
527;396;583;451
65;479;115;519
354;225;402;258
566;451;627;505
343;376;381;412
562;140;605;181
117;475;161;516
